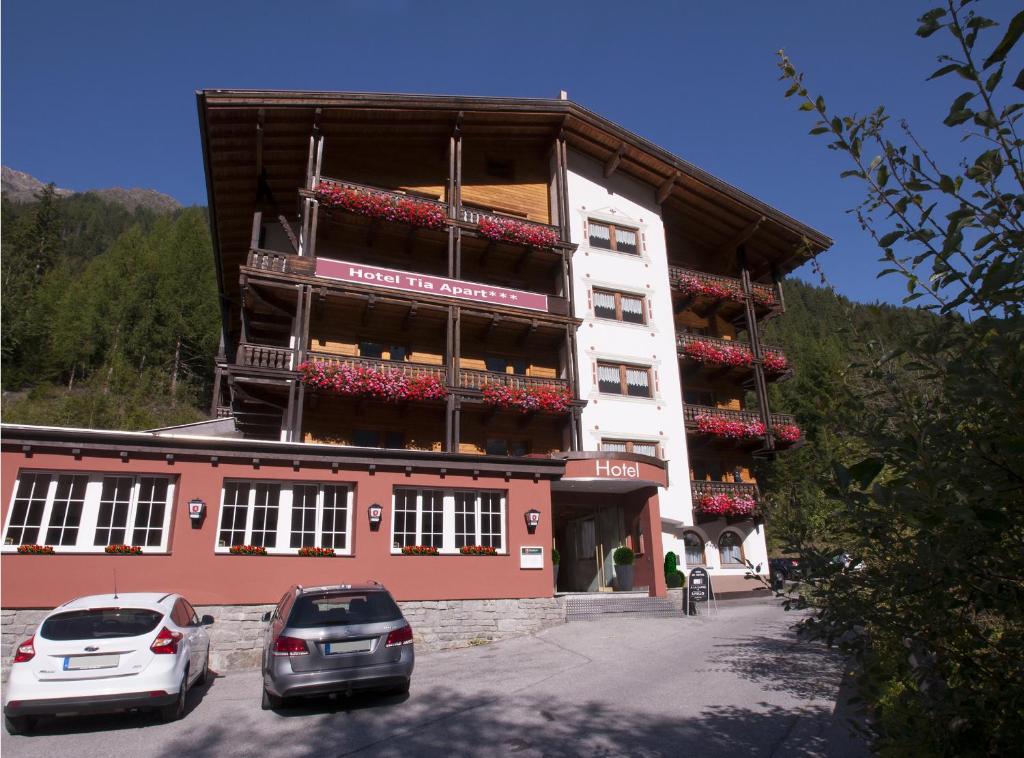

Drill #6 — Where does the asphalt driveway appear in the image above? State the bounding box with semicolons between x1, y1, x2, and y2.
1;598;868;757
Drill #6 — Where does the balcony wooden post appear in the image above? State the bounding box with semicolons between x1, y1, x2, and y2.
772;263;786;314
738;245;775;450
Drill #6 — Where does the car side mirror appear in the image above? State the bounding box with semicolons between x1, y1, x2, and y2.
201;614;215;626
262;611;272;622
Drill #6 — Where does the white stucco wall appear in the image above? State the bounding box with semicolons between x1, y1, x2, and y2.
565;149;769;583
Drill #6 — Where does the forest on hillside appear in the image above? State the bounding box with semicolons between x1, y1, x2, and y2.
1;187;219;429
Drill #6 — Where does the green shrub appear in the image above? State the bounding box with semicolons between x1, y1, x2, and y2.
551;548;560;565
612;546;634;566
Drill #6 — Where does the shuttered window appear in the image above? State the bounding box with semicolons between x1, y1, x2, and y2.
597;363;653;398
593;288;646;324
588;220;640;255
601;439;661;458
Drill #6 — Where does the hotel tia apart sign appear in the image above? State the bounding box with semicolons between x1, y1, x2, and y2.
316;258;550;312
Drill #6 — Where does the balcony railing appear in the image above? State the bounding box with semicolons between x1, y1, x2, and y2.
317;177;450;217
246;250;315;276
458;205;562;244
458;368;570;392
690;480;760;501
236;343;293;370
683;404;797;428
304;352;448;382
668;265;779;309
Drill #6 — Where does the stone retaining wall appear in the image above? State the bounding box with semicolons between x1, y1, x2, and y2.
2;597;566;678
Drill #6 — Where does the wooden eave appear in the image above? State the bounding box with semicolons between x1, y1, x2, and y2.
198;90;832;317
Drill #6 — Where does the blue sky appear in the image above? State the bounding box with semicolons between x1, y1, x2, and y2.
3;1;1019;305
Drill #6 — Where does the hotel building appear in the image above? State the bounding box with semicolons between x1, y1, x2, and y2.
1;92;830;660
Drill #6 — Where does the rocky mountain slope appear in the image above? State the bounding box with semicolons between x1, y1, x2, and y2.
2;165;181;213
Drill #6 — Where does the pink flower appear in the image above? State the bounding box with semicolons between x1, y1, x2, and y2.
477;217;559;248
762;352;789;374
696;493;757;517
315;182;447;230
296;361;448;403
695;414;766;439
683;340;754;369
481;383;573;414
772;424;802;443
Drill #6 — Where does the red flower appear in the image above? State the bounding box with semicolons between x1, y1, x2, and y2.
401;545;439;556
772;424;802;443
696;493;757;517
480;383;573;414
674;274;745;303
762;351;789;374
694;414;766;439
315;182;447;230
297;546;335;557
229;544;268;556
296;361;448;403
16;544;55;555
477;217;559;248
459;545;498;556
104;544;143;555
683;340;754;369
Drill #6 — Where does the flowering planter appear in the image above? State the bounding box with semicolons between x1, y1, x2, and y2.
229;545;268;556
695;414;766;440
696;493;757;518
297;546;335;557
104;544;143;555
477;217;559;248
401;545;439;556
762;352;789;374
674;275;745;303
297;361;448;403
481;383;573;414
773;424;802;443
683;341;754;369
16;544;54;555
315;182;447;230
459;545;498;556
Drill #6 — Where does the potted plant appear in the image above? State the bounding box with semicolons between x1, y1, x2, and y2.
665;551;685;588
613;546;635;591
552;548;560;590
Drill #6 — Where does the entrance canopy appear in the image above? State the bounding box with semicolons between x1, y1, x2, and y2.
549;452;668;494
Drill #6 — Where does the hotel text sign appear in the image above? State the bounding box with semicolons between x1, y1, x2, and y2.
315;258;549;312
594;460;640;479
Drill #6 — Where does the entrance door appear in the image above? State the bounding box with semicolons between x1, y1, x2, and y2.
561;507;627;592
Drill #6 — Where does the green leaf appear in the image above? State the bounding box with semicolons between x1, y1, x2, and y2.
943;92;976;126
915;7;946;38
849;458;884;489
809;126;830;135
982;10;1024;68
939;175;956;193
799;101;816;111
879;230;905;247
1015;67;1024;91
985;64;1004;92
927;63;962;80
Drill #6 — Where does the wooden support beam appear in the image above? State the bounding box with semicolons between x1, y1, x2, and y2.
278;215;299;254
403;303;418;331
246;284;293;317
518;320;538;346
482;313;500;339
656;171;680;205
604;144;625;178
719;216;766;254
362;295;377;325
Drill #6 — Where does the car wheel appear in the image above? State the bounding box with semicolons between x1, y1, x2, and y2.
261;688;283;711
160;670;189;722
4;714;34;735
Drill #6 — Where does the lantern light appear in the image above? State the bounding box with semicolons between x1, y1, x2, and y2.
525;509;541;534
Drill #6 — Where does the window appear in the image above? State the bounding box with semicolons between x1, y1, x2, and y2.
392;488;506;553
684;531;706;566
484;355;527;375
601;439;660;458
352;430;406;449
359;342;407;362
593;289;646;324
216;481;353;554
588;220;639;255
597;362;652;398
485;439;530;457
719;531;744;565
684;389;716;407
2;472;175;552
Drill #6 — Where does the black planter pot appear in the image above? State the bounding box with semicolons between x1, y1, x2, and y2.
553;564;560;590
615;564;635;591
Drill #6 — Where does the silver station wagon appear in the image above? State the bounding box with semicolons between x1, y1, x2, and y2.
261;583;414;709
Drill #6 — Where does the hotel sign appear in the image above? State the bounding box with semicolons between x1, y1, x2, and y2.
315;258;550;312
595;460;640;479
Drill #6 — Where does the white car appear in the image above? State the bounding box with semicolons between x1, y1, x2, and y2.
3;592;213;735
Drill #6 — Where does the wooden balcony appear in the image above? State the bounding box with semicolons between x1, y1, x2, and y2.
236;343;293;370
317;176;450;217
676;333;792;382
457;205;562;245
669;265;781;319
305;352;448;382
683;404;796;428
690;479;760;502
458;368;570;392
683;404;800;450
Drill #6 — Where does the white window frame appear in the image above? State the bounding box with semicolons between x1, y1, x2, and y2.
1;471;176;554
390;488;507;555
214;480;355;555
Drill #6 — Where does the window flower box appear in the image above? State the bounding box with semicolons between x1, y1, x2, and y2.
459;545;498;556
762;352;789;374
695;414;766;440
16;544;55;555
477;217;559;248
401;545;439;556
683;340;754;369
297;362;448;403
773;424;802;443
104;544;143;555
315;183;447;230
481;383;573;414
674;275;745;303
229;544;268;556
696;493;757;518
297;546;336;557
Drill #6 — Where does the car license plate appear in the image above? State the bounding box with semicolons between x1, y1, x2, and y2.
63;654;120;670
324;640;372;655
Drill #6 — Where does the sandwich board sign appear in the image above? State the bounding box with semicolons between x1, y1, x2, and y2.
688;567;710;604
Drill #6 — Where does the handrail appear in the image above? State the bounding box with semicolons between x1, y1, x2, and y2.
304;352;447;381
458;367;569;391
676;332;787;358
668;265;778;306
236;343;293;370
315;176;450;214
690;480;760;499
458;205;561;237
683;404;796;427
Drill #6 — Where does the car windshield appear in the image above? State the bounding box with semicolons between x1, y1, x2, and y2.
40;608;164;640
287;592;402;628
